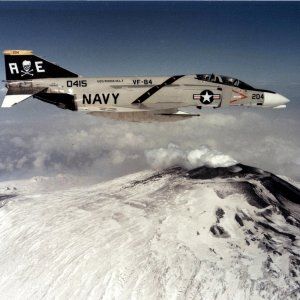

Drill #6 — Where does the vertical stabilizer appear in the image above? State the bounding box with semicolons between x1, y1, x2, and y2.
3;50;78;80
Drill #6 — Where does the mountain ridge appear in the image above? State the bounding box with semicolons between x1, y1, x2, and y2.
0;164;299;299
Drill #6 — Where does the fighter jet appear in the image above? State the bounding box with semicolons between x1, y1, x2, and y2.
1;50;290;122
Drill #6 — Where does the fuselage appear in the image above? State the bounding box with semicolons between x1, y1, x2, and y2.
6;74;289;112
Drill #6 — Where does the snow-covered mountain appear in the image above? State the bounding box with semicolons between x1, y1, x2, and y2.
0;164;299;300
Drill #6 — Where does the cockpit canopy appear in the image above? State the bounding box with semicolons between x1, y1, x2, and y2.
196;74;254;90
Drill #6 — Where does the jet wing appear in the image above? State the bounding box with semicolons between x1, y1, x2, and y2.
87;107;199;122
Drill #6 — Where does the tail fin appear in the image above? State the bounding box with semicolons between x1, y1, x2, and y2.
3;50;78;81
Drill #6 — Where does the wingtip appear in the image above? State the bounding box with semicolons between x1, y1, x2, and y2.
3;50;33;56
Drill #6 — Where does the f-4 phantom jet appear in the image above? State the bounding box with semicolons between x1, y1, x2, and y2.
2;50;290;122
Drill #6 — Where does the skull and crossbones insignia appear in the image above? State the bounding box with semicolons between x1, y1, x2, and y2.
21;60;34;77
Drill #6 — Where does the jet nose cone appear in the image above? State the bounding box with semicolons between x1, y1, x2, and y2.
278;94;290;104
263;92;290;107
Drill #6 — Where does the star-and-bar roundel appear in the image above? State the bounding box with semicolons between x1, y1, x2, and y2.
193;90;221;105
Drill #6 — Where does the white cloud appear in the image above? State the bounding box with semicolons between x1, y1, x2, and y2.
145;144;237;170
187;147;237;168
0;105;299;182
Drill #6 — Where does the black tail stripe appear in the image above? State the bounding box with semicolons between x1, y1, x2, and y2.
132;75;184;104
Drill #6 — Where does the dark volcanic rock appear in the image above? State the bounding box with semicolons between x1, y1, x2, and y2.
210;224;230;238
188;163;300;205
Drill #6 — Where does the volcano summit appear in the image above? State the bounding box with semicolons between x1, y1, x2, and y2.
0;164;299;299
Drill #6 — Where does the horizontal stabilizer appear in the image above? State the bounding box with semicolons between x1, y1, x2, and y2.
1;85;47;108
1;94;32;107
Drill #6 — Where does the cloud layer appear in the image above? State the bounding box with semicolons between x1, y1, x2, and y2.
0;92;299;183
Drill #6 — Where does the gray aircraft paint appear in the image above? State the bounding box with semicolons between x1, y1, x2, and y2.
1;50;290;122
